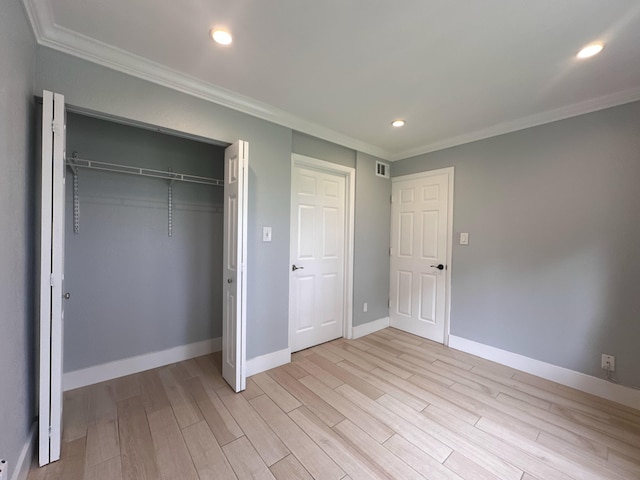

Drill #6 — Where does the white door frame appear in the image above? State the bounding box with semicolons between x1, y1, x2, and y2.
289;154;356;347
391;167;454;346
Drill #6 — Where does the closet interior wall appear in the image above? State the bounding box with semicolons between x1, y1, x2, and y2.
64;113;225;374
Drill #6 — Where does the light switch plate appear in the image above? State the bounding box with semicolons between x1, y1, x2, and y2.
460;232;469;245
262;226;272;242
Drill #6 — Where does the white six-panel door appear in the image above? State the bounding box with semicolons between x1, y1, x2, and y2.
39;90;66;466
390;168;453;344
289;156;352;352
222;140;248;392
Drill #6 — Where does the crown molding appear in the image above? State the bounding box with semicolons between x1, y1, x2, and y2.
22;0;640;163
21;0;392;160
390;85;640;161
21;0;56;42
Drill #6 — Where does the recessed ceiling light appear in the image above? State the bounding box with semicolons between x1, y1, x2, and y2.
211;29;232;46
577;43;603;59
391;119;406;128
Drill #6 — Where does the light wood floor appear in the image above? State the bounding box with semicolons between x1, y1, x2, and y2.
28;328;640;480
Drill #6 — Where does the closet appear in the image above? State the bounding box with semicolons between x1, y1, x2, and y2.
38;91;248;466
63;113;225;378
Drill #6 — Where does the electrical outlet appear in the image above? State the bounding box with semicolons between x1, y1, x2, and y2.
601;354;615;371
363;302;368;313
0;459;7;480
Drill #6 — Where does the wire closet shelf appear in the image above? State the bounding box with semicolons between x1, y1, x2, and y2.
66;153;222;237
66;155;223;187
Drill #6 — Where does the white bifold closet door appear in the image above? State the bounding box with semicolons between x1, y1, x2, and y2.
222;140;249;392
38;90;66;466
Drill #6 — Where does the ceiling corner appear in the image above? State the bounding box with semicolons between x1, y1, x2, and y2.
21;0;55;43
19;0;391;161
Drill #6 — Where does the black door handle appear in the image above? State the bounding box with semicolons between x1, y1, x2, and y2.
431;264;445;270
292;264;305;271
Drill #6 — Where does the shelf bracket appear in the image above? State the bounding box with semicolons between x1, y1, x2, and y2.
70;152;80;234
168;168;176;237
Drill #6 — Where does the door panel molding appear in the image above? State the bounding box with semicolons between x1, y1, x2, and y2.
289;154;355;351
391;167;454;345
222;140;248;392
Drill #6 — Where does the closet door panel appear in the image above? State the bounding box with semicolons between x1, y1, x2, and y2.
222;140;248;392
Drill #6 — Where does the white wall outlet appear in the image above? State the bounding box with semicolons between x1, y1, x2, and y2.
460;232;469;245
363;302;368;313
0;459;7;480
262;226;272;242
601;354;615;371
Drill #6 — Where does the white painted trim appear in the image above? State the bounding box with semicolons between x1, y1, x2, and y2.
391;167;454;346
390;85;640;161
24;1;640;163
352;317;390;339
289;154;356;345
62;337;222;391
449;335;640;411
246;348;291;377
21;1;391;160
11;423;36;480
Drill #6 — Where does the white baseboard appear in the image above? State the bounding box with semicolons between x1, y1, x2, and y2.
449;335;640;411
11;423;35;480
352;317;390;339
246;347;291;377
63;337;222;391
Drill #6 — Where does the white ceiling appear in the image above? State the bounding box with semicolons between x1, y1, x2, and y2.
23;0;640;160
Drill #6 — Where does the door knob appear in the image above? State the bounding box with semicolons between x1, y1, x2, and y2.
430;264;445;270
292;264;304;271
64;292;71;299
227;278;233;284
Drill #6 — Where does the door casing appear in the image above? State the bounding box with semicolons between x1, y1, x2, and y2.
289;154;355;349
390;167;454;346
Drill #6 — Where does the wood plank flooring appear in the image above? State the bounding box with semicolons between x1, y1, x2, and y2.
28;328;640;479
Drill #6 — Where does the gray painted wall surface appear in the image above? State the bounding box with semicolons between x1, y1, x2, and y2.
0;0;37;476
393;101;640;385
292;132;356;168
64;114;225;372
292;135;391;327
37;47;293;359
353;153;391;326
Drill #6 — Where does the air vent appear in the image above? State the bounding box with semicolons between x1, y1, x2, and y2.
376;161;390;178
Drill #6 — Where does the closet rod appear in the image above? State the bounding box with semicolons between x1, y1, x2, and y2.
65;156;223;186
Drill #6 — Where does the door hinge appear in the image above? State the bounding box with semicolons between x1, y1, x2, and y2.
48;426;52;437
52;119;64;133
390;195;393;204
50;274;55;287
389;247;392;256
388;298;390;308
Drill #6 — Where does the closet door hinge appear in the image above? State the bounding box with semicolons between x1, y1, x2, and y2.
51;120;63;133
50;274;55;287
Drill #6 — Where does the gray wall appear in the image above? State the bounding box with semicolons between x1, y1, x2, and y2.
394;101;640;386
64;113;225;372
37;47;293;360
292;132;356;168
36;48;390;366
354;153;391;326
292;134;391;327
0;0;37;476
